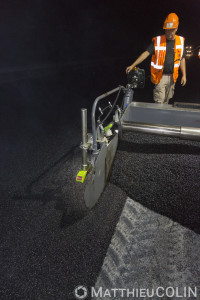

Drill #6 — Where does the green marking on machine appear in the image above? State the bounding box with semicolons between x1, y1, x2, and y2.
104;122;113;132
76;165;93;183
76;170;87;183
87;164;93;173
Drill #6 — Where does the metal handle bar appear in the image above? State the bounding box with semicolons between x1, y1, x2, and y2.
92;86;123;157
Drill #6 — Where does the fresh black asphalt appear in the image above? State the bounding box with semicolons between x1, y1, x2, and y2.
1;123;200;300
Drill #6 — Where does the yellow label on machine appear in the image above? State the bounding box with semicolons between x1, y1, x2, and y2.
76;170;87;183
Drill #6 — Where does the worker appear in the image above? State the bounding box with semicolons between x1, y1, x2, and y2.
198;49;200;59
126;13;186;104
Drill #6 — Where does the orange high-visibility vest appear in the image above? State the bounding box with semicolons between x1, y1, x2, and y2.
198;49;200;59
151;35;185;85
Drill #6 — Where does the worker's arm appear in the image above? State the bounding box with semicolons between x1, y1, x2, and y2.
126;51;150;74
180;57;186;86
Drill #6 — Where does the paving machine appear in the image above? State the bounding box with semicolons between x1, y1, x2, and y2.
76;67;200;209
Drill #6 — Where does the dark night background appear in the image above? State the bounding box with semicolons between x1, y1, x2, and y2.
0;0;200;299
0;0;200;143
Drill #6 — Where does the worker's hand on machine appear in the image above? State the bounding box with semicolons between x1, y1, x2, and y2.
181;75;187;86
126;65;134;74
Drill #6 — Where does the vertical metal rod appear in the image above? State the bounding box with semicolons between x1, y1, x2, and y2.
81;108;88;171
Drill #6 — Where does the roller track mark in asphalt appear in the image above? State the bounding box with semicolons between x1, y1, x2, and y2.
94;198;200;299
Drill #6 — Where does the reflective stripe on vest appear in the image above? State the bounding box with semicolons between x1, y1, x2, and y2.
199;50;200;59
175;36;184;67
152;36;166;70
151;62;163;69
151;35;184;84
